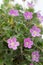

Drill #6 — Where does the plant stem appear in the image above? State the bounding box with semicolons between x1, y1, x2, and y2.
20;44;23;60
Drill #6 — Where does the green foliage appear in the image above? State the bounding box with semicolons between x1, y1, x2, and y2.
0;1;43;65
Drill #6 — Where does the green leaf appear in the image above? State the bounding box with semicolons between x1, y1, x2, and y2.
0;58;3;65
3;0;9;4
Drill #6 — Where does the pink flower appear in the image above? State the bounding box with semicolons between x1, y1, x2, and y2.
28;2;34;8
30;63;33;65
32;51;39;62
7;37;20;50
30;25;41;37
24;38;34;48
8;9;19;16
37;12;43;23
23;12;33;20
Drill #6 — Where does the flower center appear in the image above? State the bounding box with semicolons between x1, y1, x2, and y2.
26;42;29;46
11;42;14;47
34;31;37;34
33;55;36;58
28;16;30;19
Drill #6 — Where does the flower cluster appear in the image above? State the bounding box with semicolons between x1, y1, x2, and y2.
28;2;34;8
30;25;41;37
37;12;43;23
7;37;19;50
9;9;19;16
23;12;33;20
6;2;42;65
24;38;33;48
32;51;39;62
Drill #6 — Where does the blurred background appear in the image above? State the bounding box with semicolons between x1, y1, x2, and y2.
0;0;43;15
